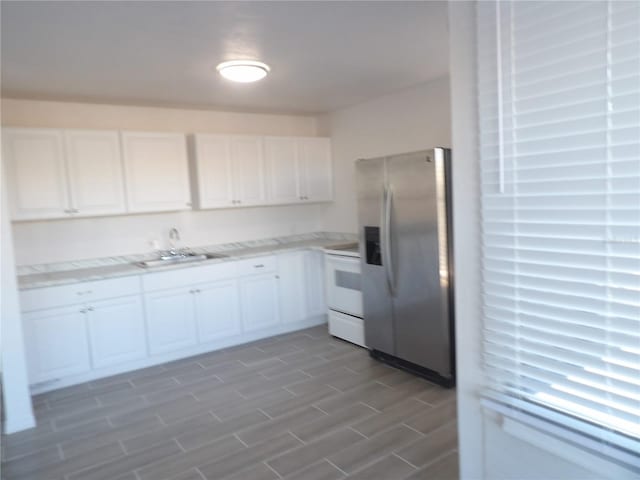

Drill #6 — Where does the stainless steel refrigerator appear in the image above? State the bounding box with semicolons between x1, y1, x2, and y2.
356;148;455;387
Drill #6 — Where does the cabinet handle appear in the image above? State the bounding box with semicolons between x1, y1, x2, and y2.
254;264;264;268
196;289;201;294
64;209;72;214
87;306;94;312
275;275;280;279
79;308;87;314
76;290;93;296
71;208;79;213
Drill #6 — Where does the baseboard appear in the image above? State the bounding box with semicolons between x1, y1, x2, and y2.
3;412;36;434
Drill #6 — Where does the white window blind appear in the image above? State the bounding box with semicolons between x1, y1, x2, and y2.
477;0;640;461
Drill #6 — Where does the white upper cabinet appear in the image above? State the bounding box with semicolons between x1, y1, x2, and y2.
6;128;331;219
4;128;127;220
298;137;332;202
192;134;266;208
3;128;71;220
264;137;300;204
193;134;332;210
230;135;266;206
121;131;191;213
192;134;235;208
265;136;332;205
64;130;126;216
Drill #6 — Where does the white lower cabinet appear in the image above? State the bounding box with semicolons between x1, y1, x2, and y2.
278;250;327;323
87;296;146;368
195;279;242;342
304;251;327;317
23;305;91;384
240;273;280;332
22;249;329;392
145;288;198;355
277;252;307;324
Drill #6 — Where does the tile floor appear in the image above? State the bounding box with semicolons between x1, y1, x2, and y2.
1;326;458;480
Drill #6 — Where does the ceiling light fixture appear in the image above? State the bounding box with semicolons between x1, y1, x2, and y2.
216;60;270;83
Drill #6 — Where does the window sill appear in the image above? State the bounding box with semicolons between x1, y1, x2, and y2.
481;397;640;477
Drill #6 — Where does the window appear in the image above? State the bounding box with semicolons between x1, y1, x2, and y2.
476;0;640;461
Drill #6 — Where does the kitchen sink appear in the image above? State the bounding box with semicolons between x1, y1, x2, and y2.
135;252;227;268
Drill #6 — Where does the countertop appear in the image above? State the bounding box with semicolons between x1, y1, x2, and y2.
18;232;358;290
322;242;361;258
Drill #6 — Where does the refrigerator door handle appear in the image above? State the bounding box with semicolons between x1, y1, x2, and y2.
382;184;395;295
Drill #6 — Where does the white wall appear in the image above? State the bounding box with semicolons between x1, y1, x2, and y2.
321;77;451;233
1;162;35;433
1;98;326;265
448;3;485;478
448;3;635;479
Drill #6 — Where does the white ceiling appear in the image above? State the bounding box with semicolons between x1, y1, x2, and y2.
1;1;449;114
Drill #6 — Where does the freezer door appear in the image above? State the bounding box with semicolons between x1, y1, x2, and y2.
387;149;452;377
356;157;394;355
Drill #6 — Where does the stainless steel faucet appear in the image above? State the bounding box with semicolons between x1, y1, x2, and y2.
169;227;180;244
168;227;181;256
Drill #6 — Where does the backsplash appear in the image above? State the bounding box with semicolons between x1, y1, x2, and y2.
11;203;329;266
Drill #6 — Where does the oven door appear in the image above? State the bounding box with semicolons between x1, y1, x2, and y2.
324;254;363;318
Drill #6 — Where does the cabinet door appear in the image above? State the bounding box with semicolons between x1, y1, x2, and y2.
277;252;307;324
298;138;332;202
23;306;91;384
264;137;300;204
144;288;197;355
195;279;241;343
122;132;191;213
239;274;279;332
87;296;146;368
193;134;235;209
65;130;126;216
3;128;70;220
231;136;266;206
305;251;327;317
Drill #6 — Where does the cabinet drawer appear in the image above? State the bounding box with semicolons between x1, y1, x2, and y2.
328;310;365;348
142;261;238;292
21;276;141;312
236;255;276;276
